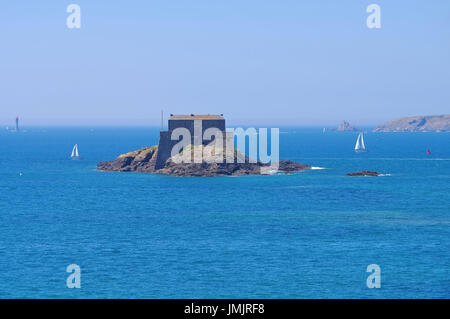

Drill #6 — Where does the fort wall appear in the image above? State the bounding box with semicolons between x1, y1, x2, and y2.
155;117;226;169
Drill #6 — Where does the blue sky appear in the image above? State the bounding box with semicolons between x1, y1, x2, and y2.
0;0;449;126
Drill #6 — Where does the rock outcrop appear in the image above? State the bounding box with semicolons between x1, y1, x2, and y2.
374;115;450;132
97;145;311;177
337;120;359;132
97;146;159;172
346;171;381;177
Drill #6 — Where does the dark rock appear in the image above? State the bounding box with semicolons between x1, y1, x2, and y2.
346;170;381;177
97;146;158;173
277;160;310;171
97;145;311;177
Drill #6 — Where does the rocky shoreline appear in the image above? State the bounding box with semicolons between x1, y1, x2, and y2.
97;146;311;177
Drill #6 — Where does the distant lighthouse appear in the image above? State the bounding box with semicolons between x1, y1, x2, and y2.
15;116;19;132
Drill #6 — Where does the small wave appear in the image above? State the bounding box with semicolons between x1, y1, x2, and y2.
310;166;326;170
379;173;392;176
261;170;280;175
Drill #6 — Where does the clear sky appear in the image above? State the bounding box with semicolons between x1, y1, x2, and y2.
0;0;449;126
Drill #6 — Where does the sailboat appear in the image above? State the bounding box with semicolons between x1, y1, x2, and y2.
354;132;368;153
71;144;80;159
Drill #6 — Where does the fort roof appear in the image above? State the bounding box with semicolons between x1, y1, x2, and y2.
169;114;224;120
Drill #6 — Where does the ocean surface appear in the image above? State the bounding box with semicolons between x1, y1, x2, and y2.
0;127;449;298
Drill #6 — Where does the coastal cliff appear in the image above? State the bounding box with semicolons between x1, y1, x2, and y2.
374;115;450;132
97;145;311;177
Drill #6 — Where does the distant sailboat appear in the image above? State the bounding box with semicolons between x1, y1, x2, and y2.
71;144;80;159
354;132;368;152
427;147;431;155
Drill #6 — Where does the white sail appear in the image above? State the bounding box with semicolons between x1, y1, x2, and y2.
355;134;361;150
355;133;367;152
71;144;79;158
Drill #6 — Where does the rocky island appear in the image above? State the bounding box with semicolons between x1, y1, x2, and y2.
97;145;311;177
346;171;381;177
374;115;450;132
97;114;311;177
337;120;359;132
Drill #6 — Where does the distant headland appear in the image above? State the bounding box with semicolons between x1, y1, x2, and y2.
374;115;450;132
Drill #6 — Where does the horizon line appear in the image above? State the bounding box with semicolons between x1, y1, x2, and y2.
1;123;379;128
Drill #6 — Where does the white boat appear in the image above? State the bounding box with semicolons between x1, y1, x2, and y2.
71;144;80;159
354;132;368;152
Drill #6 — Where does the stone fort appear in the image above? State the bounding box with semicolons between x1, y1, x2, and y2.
155;114;226;169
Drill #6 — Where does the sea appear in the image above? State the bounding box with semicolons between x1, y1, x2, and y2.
0;127;449;298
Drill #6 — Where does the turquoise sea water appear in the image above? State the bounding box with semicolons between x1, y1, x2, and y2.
0;127;449;298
